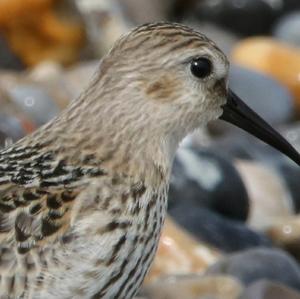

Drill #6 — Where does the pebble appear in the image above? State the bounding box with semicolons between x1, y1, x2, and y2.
201;129;300;218
241;279;300;299
170;147;249;221
196;0;279;36
273;12;300;47
142;274;243;299
235;160;293;230
169;205;272;252
0;0;85;66
267;216;300;262
145;218;220;283
229;65;294;125
232;37;300;112
207;248;300;291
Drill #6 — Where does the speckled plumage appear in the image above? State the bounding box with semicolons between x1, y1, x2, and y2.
0;22;228;298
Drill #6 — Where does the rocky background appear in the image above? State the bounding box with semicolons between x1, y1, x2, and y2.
1;0;300;298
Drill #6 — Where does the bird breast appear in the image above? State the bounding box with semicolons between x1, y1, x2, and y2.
34;181;168;299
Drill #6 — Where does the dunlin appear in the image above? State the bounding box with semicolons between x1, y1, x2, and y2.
0;22;299;298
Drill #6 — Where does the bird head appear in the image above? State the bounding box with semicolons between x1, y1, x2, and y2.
75;22;300;168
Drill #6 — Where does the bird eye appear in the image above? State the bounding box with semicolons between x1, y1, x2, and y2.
190;58;212;79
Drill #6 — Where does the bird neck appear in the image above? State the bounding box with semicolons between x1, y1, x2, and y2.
43;115;174;188
41;69;180;186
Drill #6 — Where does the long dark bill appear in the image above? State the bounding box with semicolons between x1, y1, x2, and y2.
220;89;300;166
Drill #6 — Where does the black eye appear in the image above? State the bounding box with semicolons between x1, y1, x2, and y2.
190;58;212;78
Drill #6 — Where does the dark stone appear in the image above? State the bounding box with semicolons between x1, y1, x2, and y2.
169;206;271;252
207;248;300;291
281;0;300;12
169;147;249;221
196;0;280;36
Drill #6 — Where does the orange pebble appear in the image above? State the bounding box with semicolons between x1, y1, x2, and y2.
145;218;220;283
0;0;85;66
0;0;54;26
232;38;300;111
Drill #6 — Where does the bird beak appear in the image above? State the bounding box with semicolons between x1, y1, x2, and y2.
220;89;300;166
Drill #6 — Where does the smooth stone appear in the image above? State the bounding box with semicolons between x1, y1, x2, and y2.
196;0;279;36
241;279;300;299
273;12;300;47
7;85;60;126
207;248;300;291
170;147;249;221
169;205;272;253
142;274;243;299
232;38;300;111
267;216;300;262
203;129;300;216
235;160;293;230
229;65;294;125
145;218;220;283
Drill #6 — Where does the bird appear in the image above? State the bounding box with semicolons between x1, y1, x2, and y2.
0;22;300;299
